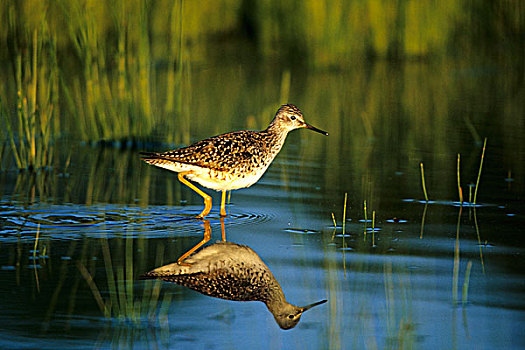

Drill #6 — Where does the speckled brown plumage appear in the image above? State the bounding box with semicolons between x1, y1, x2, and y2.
141;130;284;179
140;242;281;301
140;104;327;218
140;241;327;330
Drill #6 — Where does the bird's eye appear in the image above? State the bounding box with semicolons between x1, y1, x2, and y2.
288;315;294;319
290;115;296;120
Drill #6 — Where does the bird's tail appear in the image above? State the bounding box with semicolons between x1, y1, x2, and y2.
139;151;161;160
138;272;161;280
139;151;173;167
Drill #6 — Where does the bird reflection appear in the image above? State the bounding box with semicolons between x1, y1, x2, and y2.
140;220;326;329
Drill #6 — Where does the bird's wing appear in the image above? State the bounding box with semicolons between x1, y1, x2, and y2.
148;131;262;172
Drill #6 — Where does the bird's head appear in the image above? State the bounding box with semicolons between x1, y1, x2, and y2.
271;104;328;136
272;299;327;330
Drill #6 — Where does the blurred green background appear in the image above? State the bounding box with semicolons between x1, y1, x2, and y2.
0;0;523;194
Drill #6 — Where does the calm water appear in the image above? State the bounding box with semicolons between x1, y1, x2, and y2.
1;57;524;349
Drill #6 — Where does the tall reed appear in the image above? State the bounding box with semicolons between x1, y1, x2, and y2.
473;138;487;205
2;25;58;171
419;162;429;202
62;0;158;141
457;154;463;204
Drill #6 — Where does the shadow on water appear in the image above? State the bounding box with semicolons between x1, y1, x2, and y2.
141;219;327;330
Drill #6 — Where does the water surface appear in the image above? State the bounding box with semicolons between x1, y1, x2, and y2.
1;58;524;349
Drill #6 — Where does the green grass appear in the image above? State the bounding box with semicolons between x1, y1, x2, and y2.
457;154;463;204
363;200;367;237
419;162;429;202
2;28;58;171
63;0;172;141
342;193;348;277
1;0;212;146
0;1;520;214
473;138;487;205
0;0;521;169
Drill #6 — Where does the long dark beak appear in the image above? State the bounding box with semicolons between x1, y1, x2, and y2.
305;123;328;136
300;299;328;313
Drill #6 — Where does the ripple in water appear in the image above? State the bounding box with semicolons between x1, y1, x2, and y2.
284;228;320;235
0;201;277;241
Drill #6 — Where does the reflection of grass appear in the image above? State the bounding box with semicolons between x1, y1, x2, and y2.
3;226;173;340
383;260;416;348
452;206;462;305
419;202;428;239
6;146;178;208
472;208;485;273
462;261;473;306
117;237;167;322
452;207;476;308
78;235;171;324
321;217;417;348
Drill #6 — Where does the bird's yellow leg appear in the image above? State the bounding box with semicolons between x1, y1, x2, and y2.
178;172;212;218
220;190;227;217
177;220;212;265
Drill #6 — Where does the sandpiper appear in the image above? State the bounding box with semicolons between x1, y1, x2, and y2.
140;241;327;329
140;104;327;218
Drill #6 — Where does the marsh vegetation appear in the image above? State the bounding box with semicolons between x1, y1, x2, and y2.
0;1;524;349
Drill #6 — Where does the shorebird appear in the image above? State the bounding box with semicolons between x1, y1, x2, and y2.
140;241;327;329
140;104;327;218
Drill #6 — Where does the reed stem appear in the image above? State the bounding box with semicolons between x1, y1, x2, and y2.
331;212;337;240
363;200;367;238
342;193;347;249
473;138;487;205
420;162;429;202
457;154;463;204
343;193;348;277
